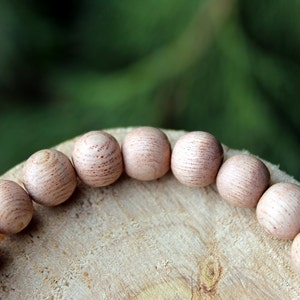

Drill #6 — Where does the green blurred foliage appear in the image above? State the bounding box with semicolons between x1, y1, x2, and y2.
0;0;299;180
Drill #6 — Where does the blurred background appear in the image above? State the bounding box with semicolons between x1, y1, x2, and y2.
0;0;299;180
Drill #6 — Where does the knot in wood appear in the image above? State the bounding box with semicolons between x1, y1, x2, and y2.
198;256;222;295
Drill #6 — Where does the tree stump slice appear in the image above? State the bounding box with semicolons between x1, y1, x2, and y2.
0;128;300;299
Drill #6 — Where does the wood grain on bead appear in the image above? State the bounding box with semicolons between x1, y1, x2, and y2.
256;182;300;240
0;180;33;234
1;128;300;298
72;131;123;187
122;127;171;181
23;149;77;206
171;131;223;187
216;154;270;208
291;233;300;273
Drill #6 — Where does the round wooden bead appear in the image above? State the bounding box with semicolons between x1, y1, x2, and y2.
0;180;33;234
23;149;77;206
291;233;300;273
72;131;123;187
171;131;223;187
122;127;171;181
256;182;300;240
216;154;270;208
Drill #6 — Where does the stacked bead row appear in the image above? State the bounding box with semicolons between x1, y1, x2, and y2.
0;127;300;272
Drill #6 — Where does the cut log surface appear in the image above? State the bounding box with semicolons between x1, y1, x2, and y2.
0;128;300;299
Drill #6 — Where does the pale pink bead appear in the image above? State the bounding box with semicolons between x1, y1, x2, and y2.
72;131;123;187
171;131;223;187
291;233;300;273
0;180;33;234
122;127;171;181
256;183;300;240
23;149;77;206
216;154;270;208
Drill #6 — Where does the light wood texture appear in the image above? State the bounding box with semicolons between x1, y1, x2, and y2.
23;149;77;206
72;131;123;187
216;154;270;208
171;131;223;187
0;128;300;299
122;127;171;181
257;183;300;240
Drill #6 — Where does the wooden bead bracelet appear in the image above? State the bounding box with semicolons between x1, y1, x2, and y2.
1;126;300;274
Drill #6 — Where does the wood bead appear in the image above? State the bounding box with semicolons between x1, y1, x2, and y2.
23;149;77;206
291;233;300;273
256;182;300;240
0;180;33;234
216;154;270;208
72;131;123;187
171;131;223;187
122;127;171;181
